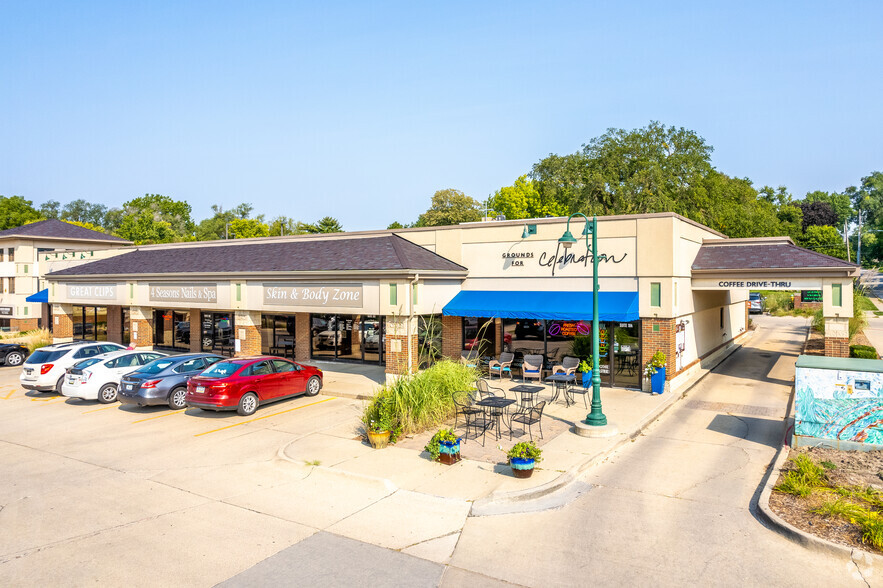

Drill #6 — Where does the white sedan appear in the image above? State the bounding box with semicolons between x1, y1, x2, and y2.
61;350;167;403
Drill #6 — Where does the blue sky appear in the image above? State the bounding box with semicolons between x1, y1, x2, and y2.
2;1;881;230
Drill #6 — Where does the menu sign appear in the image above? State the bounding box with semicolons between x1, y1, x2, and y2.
149;283;218;304
801;290;823;302
0;306;12;316
67;284;117;300
263;283;363;308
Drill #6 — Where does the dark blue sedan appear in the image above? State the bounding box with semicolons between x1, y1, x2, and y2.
118;353;224;409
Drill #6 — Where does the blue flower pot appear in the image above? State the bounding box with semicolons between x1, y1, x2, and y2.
510;457;535;478
581;370;592;388
438;439;461;465
650;367;666;394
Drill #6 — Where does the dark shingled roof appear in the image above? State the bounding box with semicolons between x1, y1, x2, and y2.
692;242;857;271
0;219;129;243
48;234;466;276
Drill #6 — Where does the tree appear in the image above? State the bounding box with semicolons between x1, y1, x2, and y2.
799;225;849;260
195;203;261;241
0;195;42;230
387;221;405;230
314;216;343;233
804;190;853;227
798;200;838;231
64;220;106;233
268;216;300;236
61;198;108;227
228;218;269;239
113;194;195;244
489;175;566;220
39;200;61;219
416;189;482;227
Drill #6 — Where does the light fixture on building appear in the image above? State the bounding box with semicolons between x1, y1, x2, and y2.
558;214;591;248
521;224;537;239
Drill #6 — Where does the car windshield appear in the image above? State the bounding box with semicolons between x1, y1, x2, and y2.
73;358;103;369
25;349;69;364
750;293;761;300
137;359;177;374
200;361;241;378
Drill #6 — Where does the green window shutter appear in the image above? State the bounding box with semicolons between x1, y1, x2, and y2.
236;283;242;302
832;283;842;307
390;283;397;305
24;306;28;316
650;282;661;307
23;264;28;274
412;284;418;305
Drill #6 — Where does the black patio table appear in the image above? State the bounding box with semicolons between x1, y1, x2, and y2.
475;396;516;440
509;384;545;409
545;373;577;406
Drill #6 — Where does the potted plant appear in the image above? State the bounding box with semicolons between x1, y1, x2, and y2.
644;350;667;394
362;393;400;449
578;359;593;388
425;428;462;465
505;441;542;478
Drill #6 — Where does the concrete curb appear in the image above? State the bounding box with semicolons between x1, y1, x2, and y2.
471;334;752;516
275;441;399;493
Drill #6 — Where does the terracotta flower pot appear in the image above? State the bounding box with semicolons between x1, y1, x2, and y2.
367;430;391;449
510;457;535;478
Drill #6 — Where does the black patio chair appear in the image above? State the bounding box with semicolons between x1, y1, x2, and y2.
510;401;546;441
453;393;492;445
568;383;590;409
452;390;480;431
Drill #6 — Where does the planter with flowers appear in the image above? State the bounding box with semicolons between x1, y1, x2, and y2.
425;428;462;464
505;441;543;478
362;392;401;449
644;350;667;394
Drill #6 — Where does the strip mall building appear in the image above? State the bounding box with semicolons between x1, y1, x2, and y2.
42;213;858;392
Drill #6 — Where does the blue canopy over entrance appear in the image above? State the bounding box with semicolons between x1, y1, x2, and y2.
442;290;639;322
26;289;48;303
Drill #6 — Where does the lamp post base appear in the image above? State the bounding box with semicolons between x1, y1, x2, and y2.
574;420;619;438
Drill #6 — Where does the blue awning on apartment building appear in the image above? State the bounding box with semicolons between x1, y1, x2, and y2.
442;290;639;322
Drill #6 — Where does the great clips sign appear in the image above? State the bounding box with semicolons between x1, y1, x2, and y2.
66;284;117;300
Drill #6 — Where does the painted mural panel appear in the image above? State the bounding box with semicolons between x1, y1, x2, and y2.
795;366;883;444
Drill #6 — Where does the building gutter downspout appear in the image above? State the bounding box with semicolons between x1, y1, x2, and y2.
409;273;419;374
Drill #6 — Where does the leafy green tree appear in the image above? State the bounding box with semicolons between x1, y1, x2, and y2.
314;216;343;233
61;198;108;227
387;221;405;230
195;203;261;241
64;220;106;233
268;216;301;236
113;194;195;244
0;195;42;230
39;200;61;219
229;218;270;239
799;225;849;260
416;189;482;227
489;175;566;220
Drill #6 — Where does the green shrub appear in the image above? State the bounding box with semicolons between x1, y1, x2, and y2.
764;292;794;314
371;360;478;436
812;309;825;334
792;454;827;486
850;344;878;359
775;471;814;497
856;294;878;312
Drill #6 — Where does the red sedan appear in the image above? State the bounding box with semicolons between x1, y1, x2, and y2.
186;356;323;416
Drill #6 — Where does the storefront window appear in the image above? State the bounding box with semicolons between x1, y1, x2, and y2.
418;315;442;368
261;314;296;357
72;306;107;341
201;312;234;355
363;316;383;363
310;313;384;364
154;310;190;351
122;308;130;345
462;317;496;356
612;322;640;388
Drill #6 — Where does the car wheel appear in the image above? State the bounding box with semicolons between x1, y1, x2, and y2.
5;352;24;366
237;392;258;416
305;376;321;397
98;383;118;404
168;387;187;410
55;376;65;394
202;337;213;348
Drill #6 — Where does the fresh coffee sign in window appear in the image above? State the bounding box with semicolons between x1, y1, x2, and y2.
263;283;363;308
149;283;218;303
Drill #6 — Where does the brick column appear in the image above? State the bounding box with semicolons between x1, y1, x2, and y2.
493;318;502;355
441;315;462;360
52;304;74;343
642;318;676;380
106;306;123;344
234;311;261;357
189;309;202;352
10;318;39;332
295;313;311;362
385;316;418;377
130;306;154;349
824;317;850;358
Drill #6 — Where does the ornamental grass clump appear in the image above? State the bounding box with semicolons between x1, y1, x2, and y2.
373;360;478;436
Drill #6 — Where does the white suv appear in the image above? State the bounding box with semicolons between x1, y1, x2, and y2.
20;341;126;393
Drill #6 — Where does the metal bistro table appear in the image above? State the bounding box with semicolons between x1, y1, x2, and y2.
545;373;577;406
509;384;544;410
475;396;516;440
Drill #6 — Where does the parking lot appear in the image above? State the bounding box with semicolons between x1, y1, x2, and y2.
0;363;377;585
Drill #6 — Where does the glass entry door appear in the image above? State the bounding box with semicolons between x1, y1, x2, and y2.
310;314;384;364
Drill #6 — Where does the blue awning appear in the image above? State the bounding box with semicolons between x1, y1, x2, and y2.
26;288;48;303
442;290;639;322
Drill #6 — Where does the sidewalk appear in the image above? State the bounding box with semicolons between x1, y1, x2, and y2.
280;339;750;515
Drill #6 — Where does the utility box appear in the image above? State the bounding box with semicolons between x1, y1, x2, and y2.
794;355;883;448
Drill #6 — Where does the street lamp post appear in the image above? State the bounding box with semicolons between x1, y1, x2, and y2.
559;213;607;427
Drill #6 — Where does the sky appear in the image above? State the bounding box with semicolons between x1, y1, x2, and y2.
2;1;881;231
